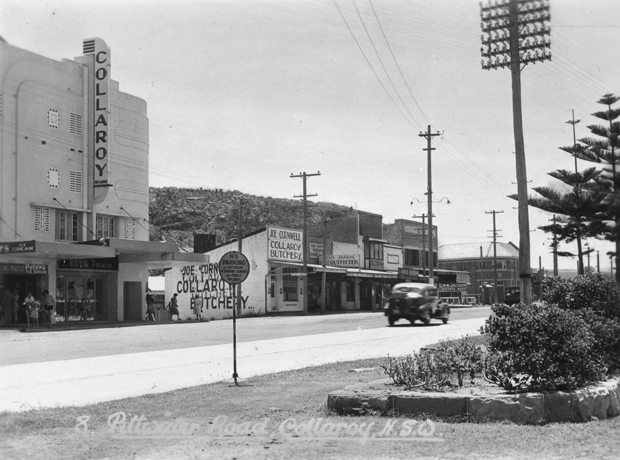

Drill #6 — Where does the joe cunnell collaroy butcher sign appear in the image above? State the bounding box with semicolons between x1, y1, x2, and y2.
267;227;303;262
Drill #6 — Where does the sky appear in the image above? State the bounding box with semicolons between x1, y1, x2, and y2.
2;0;619;272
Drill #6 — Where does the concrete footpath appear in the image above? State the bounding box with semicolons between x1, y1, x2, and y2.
0;318;485;413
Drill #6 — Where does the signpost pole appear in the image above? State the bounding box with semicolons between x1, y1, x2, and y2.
218;250;250;388
232;283;238;386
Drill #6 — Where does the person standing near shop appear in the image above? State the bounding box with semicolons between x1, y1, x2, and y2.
42;290;56;329
1;287;14;327
169;293;181;321
24;291;35;328
145;292;156;322
192;294;202;321
11;290;20;326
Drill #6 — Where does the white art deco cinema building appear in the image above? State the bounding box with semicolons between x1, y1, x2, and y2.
0;37;206;322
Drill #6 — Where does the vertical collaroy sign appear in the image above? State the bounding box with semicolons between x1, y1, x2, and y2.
83;38;111;187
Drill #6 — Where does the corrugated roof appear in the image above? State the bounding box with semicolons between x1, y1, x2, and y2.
439;242;519;260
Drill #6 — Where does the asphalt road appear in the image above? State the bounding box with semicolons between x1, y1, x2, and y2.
0;307;491;366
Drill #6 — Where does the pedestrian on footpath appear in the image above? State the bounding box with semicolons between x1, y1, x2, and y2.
1;287;13;327
24;292;35;328
145;292;156;322
169;293;181;321
42;290;56;329
30;299;41;328
11;290;20;326
192;294;202;321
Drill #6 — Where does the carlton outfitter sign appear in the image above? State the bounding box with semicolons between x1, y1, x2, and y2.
219;251;250;285
267;227;303;262
326;254;360;268
84;37;111;187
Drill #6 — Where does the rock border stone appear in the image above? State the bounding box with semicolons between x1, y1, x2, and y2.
328;376;620;424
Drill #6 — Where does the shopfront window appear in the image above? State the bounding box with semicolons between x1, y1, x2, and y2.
346;281;355;302
56;275;104;321
282;268;298;301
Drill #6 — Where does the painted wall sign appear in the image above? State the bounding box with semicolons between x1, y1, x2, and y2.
57;257;118;271
0;240;36;253
398;267;419;278
309;242;323;257
456;272;471;284
267;227;303;262
84;38;111;187
0;263;25;273
170;264;249;311
326;254;360;268
25;264;48;274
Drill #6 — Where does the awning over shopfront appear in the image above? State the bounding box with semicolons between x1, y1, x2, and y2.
0;238;209;266
346;268;399;279
274;262;347;274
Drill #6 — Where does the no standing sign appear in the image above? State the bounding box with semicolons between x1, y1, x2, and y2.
219;251;250;285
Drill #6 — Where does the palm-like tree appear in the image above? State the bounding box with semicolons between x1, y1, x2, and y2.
510;168;607;274
572;94;620;281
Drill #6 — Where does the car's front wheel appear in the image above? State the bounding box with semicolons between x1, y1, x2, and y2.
422;317;430;326
442;317;449;324
388;315;396;326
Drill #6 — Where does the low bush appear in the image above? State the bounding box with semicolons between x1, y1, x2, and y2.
482;303;607;392
381;335;485;391
542;273;620;320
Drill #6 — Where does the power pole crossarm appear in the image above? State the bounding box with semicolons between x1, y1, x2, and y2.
290;171;321;314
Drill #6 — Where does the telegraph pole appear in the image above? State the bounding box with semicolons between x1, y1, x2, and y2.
413;214;434;281
481;0;551;304
290;171;320;314
419;126;441;285
486;210;504;303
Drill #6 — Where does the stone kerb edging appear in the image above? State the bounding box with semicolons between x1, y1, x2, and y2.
327;377;620;424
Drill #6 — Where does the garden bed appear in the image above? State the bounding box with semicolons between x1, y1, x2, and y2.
328;375;620;424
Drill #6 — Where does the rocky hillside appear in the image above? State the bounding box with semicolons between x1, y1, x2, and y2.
149;187;356;250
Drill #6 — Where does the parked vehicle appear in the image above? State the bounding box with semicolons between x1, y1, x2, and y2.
504;286;520;306
384;282;450;326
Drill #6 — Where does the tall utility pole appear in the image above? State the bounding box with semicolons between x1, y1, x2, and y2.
481;0;551;305
418;125;441;285
290;171;320;314
413;214;434;281
486;210;504;304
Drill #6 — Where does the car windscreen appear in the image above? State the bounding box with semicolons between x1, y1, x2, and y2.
392;287;422;294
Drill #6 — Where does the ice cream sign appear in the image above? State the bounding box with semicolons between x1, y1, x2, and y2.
267;227;303;262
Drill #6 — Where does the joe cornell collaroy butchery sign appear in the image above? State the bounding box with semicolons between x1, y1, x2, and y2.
267;227;302;262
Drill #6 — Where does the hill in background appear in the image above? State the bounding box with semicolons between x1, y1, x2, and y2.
149;187;357;250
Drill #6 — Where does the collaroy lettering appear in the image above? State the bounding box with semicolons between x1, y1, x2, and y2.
86;38;111;187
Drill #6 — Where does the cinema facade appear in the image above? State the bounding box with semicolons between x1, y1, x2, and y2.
0;37;206;323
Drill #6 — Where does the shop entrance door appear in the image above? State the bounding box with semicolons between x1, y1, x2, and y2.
123;282;143;321
56;275;104;322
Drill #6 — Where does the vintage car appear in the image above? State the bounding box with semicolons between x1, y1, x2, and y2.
384;282;450;326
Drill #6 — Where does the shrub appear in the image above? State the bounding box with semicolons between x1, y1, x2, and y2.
381;352;452;391
542;273;620;319
381;335;486;391
482;303;607;392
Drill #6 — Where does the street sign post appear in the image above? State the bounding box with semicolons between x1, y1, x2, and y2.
218;251;250;386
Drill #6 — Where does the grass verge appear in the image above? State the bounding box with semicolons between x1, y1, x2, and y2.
1;356;619;459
